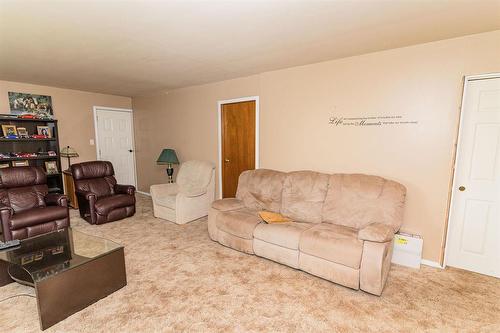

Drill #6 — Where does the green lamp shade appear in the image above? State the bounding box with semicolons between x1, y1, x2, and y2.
157;149;179;165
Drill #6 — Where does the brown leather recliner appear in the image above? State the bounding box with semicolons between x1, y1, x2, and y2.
71;161;135;225
0;166;69;241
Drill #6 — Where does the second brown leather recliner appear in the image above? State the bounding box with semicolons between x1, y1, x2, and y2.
71;161;136;225
0;166;69;241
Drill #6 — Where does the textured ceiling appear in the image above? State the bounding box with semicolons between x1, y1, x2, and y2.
1;0;499;96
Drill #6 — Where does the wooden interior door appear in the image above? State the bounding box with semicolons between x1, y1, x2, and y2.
221;101;256;198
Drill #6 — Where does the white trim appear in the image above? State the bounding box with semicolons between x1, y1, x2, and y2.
217;96;260;199
443;72;500;268
421;259;444;269
136;190;151;196
93;106;138;188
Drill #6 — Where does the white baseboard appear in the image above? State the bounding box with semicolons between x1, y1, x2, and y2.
136;190;151;196
421;259;444;269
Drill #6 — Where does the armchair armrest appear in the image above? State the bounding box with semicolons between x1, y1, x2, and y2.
76;190;97;201
211;198;244;211
115;184;135;195
45;193;68;207
150;183;179;198
179;187;207;198
358;223;395;243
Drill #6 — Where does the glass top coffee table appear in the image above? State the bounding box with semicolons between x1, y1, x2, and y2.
0;228;127;330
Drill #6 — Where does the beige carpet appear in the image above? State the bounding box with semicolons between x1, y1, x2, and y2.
0;194;499;332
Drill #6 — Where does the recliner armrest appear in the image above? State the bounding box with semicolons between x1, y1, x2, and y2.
358;223;395;243
115;184;135;196
0;204;13;213
76;190;97;201
45;193;69;207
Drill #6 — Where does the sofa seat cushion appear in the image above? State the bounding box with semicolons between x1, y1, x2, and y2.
10;206;67;230
299;223;364;269
212;198;244;211
95;194;135;215
216;209;262;239
154;194;177;209
254;222;313;250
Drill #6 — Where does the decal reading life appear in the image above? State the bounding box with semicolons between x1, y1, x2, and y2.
329;115;418;127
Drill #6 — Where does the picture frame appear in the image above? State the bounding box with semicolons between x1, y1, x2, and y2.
8;91;54;117
0;163;10;168
45;161;58;174
1;125;18;137
12;160;29;167
17;127;29;138
36;126;52;138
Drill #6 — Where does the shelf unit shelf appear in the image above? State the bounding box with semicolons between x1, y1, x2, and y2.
0;114;62;193
0;138;57;142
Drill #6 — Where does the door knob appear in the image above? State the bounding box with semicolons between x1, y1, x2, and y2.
459;186;466;191
224;159;230;163
129;149;133;152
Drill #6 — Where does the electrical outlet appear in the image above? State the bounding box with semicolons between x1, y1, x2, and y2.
90;139;95;145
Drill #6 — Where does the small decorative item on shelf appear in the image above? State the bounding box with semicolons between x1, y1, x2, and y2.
45;161;59;174
60;146;78;167
0;163;9;168
36;126;51;138
13;160;29;167
48;150;57;157
156;148;179;183
17;127;29;138
1;125;17;137
31;134;46;139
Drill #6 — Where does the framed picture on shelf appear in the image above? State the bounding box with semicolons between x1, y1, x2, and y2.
12;160;29;167
36;126;51;138
1;125;18;137
45;161;58;174
0;163;10;168
17;127;29;138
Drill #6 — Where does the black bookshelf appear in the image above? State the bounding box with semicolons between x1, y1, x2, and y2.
0;115;63;193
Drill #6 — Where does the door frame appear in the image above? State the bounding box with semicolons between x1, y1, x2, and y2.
443;72;500;268
93;106;138;188
217;96;260;199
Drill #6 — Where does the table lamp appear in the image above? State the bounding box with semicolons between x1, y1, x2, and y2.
157;149;179;183
60;146;79;169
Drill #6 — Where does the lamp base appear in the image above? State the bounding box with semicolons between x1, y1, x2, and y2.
166;164;174;184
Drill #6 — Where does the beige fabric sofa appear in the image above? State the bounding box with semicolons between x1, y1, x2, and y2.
151;160;215;224
208;169;406;295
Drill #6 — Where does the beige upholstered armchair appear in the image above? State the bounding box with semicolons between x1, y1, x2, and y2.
150;160;215;224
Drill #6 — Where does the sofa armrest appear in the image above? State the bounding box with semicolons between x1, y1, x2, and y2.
115;184;135;196
45;193;68;207
358;223;395;243
211;198;244;211
76;190;97;201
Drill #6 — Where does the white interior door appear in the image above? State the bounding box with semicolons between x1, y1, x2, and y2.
94;108;136;186
447;76;500;277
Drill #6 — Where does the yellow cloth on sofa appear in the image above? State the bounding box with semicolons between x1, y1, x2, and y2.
259;211;291;224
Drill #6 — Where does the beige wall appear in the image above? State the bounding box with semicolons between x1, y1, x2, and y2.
0;80;132;170
133;30;500;263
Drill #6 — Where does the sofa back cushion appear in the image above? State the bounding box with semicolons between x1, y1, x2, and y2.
236;169;286;212
322;174;406;231
281;171;329;223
